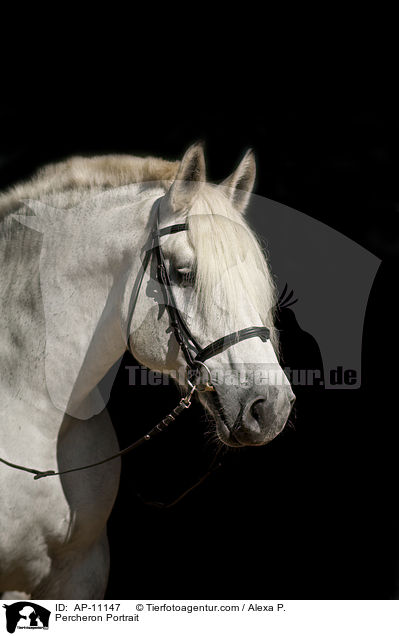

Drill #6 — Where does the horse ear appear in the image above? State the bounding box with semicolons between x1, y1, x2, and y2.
168;143;206;211
220;150;256;215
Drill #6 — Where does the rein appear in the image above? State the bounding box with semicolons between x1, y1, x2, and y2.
0;197;270;498
0;386;197;480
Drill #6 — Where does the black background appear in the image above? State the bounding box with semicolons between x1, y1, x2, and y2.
1;82;397;600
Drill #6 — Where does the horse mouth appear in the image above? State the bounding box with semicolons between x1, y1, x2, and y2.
202;392;245;447
216;419;244;447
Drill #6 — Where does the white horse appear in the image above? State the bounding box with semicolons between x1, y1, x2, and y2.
0;144;294;599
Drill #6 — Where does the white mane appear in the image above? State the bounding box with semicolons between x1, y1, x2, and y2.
0;154;180;218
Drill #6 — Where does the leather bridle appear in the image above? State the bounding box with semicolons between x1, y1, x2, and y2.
139;198;270;386
0;197;270;482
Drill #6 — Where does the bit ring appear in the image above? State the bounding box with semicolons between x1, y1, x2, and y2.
188;360;215;392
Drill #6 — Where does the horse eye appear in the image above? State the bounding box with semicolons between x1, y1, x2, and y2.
177;268;195;287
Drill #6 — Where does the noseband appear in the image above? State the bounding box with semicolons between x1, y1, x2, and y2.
0;197;270;482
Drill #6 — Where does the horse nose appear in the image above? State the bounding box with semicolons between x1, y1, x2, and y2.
250;397;267;421
234;389;294;446
250;386;295;422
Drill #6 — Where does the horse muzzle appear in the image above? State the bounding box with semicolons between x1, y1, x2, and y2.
212;386;295;447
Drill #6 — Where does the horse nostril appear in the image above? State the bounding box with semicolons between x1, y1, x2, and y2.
250;398;266;422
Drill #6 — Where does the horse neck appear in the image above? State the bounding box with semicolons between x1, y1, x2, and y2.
0;187;157;420
0;219;46;412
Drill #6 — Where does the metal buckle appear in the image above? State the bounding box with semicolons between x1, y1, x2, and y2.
180;383;196;408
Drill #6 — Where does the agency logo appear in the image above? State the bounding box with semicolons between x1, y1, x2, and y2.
2;603;50;633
